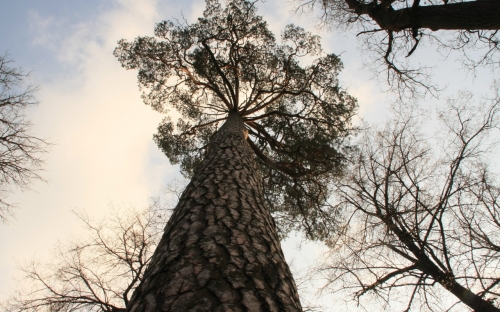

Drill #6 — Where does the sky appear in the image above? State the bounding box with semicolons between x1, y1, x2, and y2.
0;0;498;311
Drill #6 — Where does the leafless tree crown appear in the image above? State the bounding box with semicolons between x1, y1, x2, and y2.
317;89;500;311
3;198;173;312
0;54;48;221
296;0;500;100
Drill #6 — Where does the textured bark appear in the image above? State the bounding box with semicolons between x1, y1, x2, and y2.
127;112;302;312
345;0;500;31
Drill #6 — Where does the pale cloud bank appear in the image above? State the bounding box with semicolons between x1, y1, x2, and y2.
0;0;179;299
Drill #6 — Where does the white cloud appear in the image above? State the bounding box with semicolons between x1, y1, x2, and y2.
0;0;180;300
28;11;57;48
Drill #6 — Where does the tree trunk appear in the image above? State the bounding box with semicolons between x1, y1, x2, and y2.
345;0;500;31
127;112;302;312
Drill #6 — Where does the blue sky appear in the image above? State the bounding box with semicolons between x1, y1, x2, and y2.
0;1;498;311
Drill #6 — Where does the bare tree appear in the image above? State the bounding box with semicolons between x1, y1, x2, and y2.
3;198;173;312
318;90;500;311
0;54;48;221
297;0;500;99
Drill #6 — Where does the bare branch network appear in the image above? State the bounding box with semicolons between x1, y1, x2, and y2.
0;53;48;221
297;0;500;100
4;199;175;312
317;89;500;311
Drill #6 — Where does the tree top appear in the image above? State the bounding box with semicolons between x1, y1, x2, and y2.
114;0;357;239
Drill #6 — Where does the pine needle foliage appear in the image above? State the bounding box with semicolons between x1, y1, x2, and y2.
114;0;357;239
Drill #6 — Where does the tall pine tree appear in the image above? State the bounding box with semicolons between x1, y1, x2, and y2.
114;0;357;310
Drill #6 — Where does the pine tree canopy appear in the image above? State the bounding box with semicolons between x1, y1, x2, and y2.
114;0;357;239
